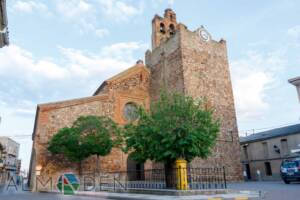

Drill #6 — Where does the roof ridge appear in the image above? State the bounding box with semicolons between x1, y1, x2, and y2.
240;123;300;143
93;63;149;96
38;94;108;109
106;63;149;82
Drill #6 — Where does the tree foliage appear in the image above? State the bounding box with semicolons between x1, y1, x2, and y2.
123;91;220;164
72;116;116;157
48;115;119;168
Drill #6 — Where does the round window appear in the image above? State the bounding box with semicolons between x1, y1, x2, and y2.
123;102;138;121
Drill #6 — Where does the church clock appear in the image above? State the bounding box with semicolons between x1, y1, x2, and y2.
198;27;211;42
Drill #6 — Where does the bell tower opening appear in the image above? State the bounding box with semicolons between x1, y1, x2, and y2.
151;8;178;49
160;23;166;33
169;24;175;35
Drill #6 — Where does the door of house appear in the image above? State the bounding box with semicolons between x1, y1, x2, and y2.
245;164;251;180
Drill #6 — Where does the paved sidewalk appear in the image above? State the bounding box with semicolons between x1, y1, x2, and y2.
79;191;259;200
0;191;259;200
0;189;260;200
0;182;261;200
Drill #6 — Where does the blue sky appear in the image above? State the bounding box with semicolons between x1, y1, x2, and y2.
0;0;300;172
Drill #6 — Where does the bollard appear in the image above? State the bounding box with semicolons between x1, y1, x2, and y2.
175;159;188;190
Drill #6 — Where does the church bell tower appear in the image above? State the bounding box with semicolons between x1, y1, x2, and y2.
151;9;178;49
145;9;243;181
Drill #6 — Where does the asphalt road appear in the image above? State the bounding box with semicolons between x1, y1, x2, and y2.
228;181;300;200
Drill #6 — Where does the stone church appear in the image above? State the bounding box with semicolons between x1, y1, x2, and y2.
29;9;242;188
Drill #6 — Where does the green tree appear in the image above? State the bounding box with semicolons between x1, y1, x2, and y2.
72;116;119;175
48;127;89;175
48;115;119;176
122;91;220;187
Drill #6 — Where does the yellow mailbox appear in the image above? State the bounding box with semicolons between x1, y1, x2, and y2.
176;159;188;190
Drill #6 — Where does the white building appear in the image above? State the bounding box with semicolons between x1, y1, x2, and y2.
0;137;20;177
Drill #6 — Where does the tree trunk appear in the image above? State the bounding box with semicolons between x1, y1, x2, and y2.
78;161;82;178
164;162;175;189
97;155;100;175
96;155;100;191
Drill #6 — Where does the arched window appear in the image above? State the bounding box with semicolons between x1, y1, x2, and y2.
169;24;175;35
123;102;138;122
160;23;165;34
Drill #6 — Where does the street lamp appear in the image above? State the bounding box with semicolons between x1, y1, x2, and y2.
289;76;300;102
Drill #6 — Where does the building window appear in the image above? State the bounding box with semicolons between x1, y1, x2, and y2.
264;162;272;176
262;142;269;158
123;102;138;122
280;139;288;156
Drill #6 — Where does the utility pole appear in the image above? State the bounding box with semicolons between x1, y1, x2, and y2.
289;77;300;102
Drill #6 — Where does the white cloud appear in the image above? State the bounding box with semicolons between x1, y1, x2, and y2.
0;42;147;112
55;0;110;38
79;22;110;38
56;0;93;19
12;1;50;15
168;0;175;6
288;25;300;39
0;45;68;80
95;28;110;38
150;0;174;8
100;42;148;60
97;0;144;22
230;51;286;122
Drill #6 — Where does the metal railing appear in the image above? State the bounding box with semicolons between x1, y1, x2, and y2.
82;167;227;191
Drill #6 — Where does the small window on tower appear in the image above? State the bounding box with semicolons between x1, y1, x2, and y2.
140;74;143;82
160;23;166;34
169;24;175;35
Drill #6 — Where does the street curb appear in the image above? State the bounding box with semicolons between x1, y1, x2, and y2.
38;190;261;200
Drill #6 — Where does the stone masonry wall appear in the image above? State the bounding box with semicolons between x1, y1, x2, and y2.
145;24;243;181
180;28;242;181
32;96;124;190
146;28;184;101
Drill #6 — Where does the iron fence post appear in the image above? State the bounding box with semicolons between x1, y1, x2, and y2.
113;174;115;191
223;166;227;189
